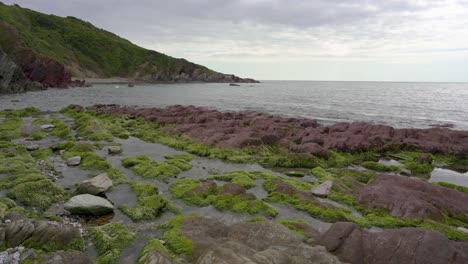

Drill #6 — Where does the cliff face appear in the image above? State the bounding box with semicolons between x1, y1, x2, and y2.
0;3;256;93
0;48;42;94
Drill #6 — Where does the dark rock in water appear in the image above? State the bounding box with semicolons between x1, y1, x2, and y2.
170;216;343;264
0;48;42;94
355;174;468;220
229;83;240;86
320;222;468;264
91;104;468;155
128;83;135;87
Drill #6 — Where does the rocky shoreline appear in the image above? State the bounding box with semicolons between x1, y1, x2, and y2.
0;105;467;264
91;104;468;155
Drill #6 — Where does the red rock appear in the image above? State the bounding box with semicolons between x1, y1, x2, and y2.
355;174;468;220
89;104;468;155
321;222;468;264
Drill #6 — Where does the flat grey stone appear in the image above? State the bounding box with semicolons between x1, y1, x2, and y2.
77;173;113;195
26;144;39;151
40;124;55;130
311;181;333;198
64;194;114;216
107;146;122;155
66;156;81;166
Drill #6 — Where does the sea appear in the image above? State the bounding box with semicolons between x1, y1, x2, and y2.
1;80;468;130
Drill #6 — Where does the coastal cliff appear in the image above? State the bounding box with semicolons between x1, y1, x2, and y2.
0;48;43;93
0;3;257;93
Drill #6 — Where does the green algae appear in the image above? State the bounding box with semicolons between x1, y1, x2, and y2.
122;155;192;181
361;161;400;172
138;239;182;263
170;178;277;217
278;219;312;236
164;154;194;161
159;214;196;259
61;108;128;142
207;170;257;188
90;223;136;264
432;181;468;194
119;181;177;221
62;143;111;171
105;167;127;185
8;179;67;210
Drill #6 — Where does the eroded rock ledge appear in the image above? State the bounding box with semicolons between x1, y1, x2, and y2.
321;222;468;264
91;104;468;155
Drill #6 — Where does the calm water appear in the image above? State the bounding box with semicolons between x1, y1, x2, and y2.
1;81;468;129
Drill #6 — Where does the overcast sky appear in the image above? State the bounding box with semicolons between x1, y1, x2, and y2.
4;0;468;81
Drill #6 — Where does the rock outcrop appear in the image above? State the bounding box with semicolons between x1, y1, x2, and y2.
320;222;468;264
90;104;468;155
355;174;468;220
0;219;82;250
183;217;343;264
0;48;42;94
139;216;343;264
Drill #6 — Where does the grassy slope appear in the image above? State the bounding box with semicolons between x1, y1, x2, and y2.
0;3;216;79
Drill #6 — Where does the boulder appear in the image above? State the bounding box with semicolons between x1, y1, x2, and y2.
311;181;333;197
25;144;39;151
40;124;55;130
64;194;114;215
77;173;113;195
107;146;122;155
320;222;468;264
355;174;468;220
66;156;81;166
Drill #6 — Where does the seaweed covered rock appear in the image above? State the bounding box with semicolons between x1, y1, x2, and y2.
320;222;468;264
155;215;343;264
355;174;468;220
0;219;83;251
92;104;468;155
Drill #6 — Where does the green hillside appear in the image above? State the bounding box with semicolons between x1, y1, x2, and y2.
0;2;252;82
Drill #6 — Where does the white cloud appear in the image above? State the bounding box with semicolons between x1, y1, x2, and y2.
3;0;468;80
